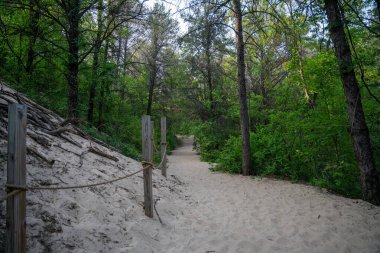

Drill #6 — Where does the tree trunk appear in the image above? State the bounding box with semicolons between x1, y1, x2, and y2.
87;0;103;123
324;0;380;205
112;33;123;96
297;41;317;108
258;52;268;106
205;17;214;116
233;0;252;176
25;0;39;76
98;39;109;130
146;63;157;116
288;3;316;108
376;0;380;22
123;36;129;75
67;0;81;121
146;36;159;116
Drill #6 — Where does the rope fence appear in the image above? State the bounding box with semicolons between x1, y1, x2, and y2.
1;190;22;202
2;103;168;253
1;156;165;200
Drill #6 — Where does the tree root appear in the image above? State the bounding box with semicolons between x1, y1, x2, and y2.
28;132;51;147
88;147;118;162
27;146;55;165
59;134;82;148
154;198;163;225
45;127;77;136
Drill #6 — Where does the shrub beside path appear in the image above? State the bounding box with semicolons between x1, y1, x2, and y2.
162;136;380;253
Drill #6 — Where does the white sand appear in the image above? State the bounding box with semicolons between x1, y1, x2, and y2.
160;137;380;253
0;134;379;253
0;86;379;252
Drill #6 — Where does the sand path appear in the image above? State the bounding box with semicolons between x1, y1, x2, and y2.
3;84;377;253
161;136;380;253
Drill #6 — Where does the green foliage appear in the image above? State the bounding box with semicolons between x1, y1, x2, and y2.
215;136;242;174
200;49;369;198
212;113;361;197
80;123;141;160
177;120;197;135
250;108;361;197
1;0;379;201
311;161;360;197
167;128;177;152
191;120;229;162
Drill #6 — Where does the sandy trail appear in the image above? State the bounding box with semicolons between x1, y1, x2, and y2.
161;136;380;253
3;84;377;252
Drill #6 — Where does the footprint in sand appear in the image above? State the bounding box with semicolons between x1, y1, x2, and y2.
234;240;257;253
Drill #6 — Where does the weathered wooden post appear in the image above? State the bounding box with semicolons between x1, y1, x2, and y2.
160;117;167;177
151;120;154;158
142;115;153;217
7;103;27;253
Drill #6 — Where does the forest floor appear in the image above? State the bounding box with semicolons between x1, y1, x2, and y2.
0;85;380;253
163;136;380;253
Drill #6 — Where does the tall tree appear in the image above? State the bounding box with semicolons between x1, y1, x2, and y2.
324;0;380;205
66;0;81;120
87;0;104;123
29;0;144;121
25;0;40;76
233;0;252;176
145;3;177;116
286;1;317;108
181;1;230;120
245;0;289;110
97;39;109;129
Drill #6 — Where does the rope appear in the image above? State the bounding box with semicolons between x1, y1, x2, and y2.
0;146;167;201
0;162;155;200
155;144;167;170
153;142;160;154
142;161;154;169
0;190;22;202
6;169;144;191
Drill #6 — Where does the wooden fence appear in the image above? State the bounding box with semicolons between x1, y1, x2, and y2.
6;103;27;253
3;103;168;252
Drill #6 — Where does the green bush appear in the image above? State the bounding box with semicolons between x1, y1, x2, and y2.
80;123;141;160
311;161;361;197
192;120;228;162
207;106;362;198
215;136;242;173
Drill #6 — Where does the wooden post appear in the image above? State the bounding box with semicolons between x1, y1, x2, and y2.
160;117;167;177
6;103;27;253
151;120;154;158
142;115;153;218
